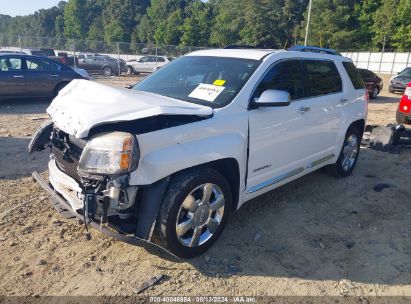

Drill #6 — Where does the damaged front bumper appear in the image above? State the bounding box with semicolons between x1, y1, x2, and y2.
32;166;175;258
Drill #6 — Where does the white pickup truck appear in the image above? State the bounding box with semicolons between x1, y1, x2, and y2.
30;47;367;258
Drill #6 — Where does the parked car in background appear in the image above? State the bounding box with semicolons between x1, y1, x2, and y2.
0;53;89;100
396;82;411;124
30;47;367;258
125;55;170;74
358;68;383;99
78;55;126;76
389;67;411;93
76;53;97;62
0;47;66;64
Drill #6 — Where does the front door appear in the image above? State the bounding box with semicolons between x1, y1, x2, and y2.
0;56;26;98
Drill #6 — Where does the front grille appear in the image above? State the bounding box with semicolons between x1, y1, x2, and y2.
53;146;82;183
51;129;83;183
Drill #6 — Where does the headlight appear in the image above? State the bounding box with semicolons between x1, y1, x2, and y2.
78;132;139;176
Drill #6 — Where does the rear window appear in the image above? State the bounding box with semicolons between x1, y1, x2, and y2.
303;60;342;97
343;62;364;89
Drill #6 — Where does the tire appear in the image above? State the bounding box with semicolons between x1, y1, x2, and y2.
396;110;408;124
370;87;379;99
156;168;232;258
126;66;134;75
54;82;69;98
102;66;112;77
325;126;361;177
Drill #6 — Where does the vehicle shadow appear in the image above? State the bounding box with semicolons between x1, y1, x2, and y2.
0;98;50;115
180;147;411;285
369;94;400;105
0;136;49;180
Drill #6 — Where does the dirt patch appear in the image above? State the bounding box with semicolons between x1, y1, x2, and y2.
1;74;411;297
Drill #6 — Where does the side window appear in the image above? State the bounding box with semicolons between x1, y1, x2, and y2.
303;60;342;97
253;60;305;100
51;62;62;71
0;57;22;71
140;57;148;62
342;62;364;89
26;58;51;71
157;57;165;62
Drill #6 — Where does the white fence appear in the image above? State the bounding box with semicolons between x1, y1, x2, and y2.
342;51;411;74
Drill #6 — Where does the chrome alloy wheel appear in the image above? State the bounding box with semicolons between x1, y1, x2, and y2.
342;134;359;171
176;183;225;247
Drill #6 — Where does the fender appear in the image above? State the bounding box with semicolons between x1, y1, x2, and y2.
130;132;247;186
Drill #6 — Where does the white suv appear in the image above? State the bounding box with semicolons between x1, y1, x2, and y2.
30;47;367;258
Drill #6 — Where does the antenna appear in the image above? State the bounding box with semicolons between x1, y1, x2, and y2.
304;0;313;46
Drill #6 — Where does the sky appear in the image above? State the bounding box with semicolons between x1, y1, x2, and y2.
0;0;61;17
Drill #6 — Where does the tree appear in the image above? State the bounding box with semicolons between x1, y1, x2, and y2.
372;0;399;51
391;0;411;50
63;0;87;39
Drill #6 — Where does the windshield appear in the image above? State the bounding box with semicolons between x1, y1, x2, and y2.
399;68;411;77
133;56;260;107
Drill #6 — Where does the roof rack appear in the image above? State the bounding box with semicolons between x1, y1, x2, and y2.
287;45;341;56
223;45;260;49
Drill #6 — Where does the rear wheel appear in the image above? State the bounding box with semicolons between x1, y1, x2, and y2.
325;126;361;177
102;66;112;77
156;168;232;258
370;87;379;99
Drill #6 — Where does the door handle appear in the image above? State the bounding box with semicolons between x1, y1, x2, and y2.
13;75;24;78
340;98;348;104
298;106;311;115
50;75;60;77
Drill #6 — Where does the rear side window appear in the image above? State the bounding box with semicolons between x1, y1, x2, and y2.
254;60;305;100
303;60;342;97
26;58;51;71
342;62;364;89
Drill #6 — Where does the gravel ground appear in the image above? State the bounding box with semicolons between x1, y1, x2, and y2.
0;74;411;299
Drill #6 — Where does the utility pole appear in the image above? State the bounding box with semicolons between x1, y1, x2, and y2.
304;0;312;46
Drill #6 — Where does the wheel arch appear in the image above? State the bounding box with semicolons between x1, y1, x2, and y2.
169;158;241;212
349;118;365;136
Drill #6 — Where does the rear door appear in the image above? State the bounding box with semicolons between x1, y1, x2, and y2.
0;56;26;98
301;59;344;152
24;57;59;97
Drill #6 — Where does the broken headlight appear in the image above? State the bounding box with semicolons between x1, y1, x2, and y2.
78;132;139;176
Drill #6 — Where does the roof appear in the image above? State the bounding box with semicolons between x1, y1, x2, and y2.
187;49;282;60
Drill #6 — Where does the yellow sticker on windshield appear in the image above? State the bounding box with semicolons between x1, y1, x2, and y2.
213;79;226;86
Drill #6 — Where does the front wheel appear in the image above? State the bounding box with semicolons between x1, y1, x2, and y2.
325;126;361;177
126;65;134;75
156;168;232;258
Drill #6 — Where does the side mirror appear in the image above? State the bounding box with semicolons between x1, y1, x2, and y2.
125;84;133;89
252;89;291;107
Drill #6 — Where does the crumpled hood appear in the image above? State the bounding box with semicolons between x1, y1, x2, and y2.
47;79;212;138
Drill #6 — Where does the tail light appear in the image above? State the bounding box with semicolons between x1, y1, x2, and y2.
364;87;369;103
398;83;411;114
60;57;66;64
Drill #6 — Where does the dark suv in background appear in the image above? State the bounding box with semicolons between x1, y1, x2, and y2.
389;67;411;93
358;68;383;99
78;55;126;76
